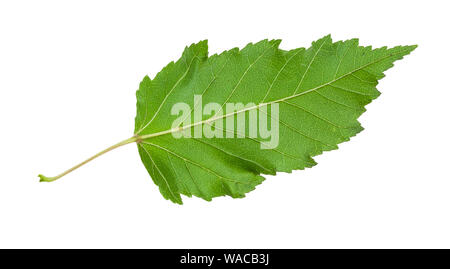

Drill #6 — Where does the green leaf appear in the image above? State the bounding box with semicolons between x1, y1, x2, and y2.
133;35;416;204
38;35;416;204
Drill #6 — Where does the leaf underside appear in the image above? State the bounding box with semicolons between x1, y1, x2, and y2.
134;35;416;204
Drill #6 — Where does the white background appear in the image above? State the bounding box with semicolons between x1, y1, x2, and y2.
1;0;449;248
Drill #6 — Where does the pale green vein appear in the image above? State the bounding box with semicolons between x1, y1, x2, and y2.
142;141;252;186
139;144;179;202
136;54;202;134
193;138;273;173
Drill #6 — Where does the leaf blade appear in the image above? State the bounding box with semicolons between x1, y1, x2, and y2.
135;36;416;203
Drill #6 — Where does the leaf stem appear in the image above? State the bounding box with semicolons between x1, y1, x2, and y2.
38;136;139;182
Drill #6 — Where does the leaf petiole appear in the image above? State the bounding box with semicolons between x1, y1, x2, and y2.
38;136;139;182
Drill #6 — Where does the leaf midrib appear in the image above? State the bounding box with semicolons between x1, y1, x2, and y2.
136;49;406;142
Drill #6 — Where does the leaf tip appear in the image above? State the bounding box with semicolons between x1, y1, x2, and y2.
401;44;418;55
396;44;418;58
